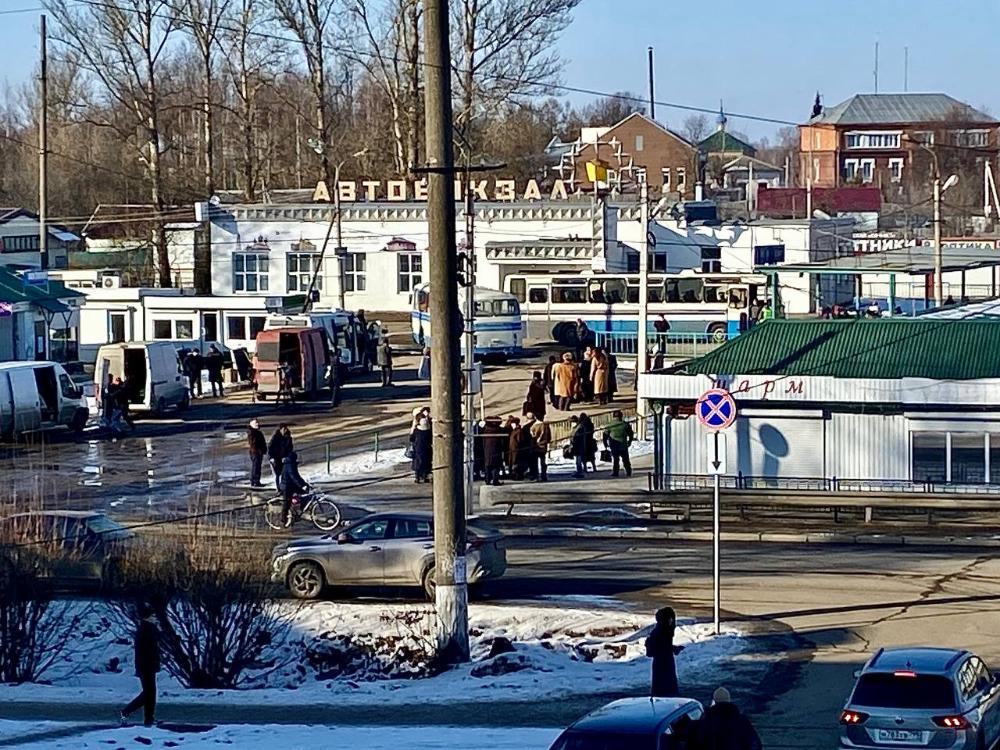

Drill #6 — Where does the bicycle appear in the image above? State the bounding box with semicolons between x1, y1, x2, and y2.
264;491;342;532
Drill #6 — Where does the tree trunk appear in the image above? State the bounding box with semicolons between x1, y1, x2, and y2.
404;0;420;169
460;0;476;136
202;52;214;197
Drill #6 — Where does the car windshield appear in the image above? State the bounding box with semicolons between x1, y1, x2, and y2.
549;731;657;750
852;673;956;710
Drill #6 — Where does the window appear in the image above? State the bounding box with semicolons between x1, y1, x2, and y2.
551;281;587;304
175;320;193;340
843;159;859;181
953;130;989;148
676;167;686;191
233;252;269;293
635;167;647;184
1;235;40;252
287;252;321;293
528;287;548;304
650;252;669;273
349;519;389;541
634;134;644;152
888;158;904;183
850;673;956;711
951;433;985;483
344;253;366;292
226;314;267;341
859;159;875;183
109;313;126;343
152;320;172;340
845;131;901;149
509;278;526;302
59;373;80;400
701;247;722;273
754;245;785;265
661;167;671;192
397;253;422;293
912;433;947;482
913;131;934;145
667;278;703;303
392;518;431;538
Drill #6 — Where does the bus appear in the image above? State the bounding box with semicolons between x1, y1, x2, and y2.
410;284;524;359
503;271;766;346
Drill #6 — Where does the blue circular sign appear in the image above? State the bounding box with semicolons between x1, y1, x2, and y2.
696;389;737;431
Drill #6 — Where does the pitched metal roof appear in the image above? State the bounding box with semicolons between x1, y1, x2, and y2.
0;266;84;306
683;319;1000;380
809;93;997;126
698;129;756;155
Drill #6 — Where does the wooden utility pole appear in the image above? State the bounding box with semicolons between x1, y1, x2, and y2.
38;14;49;271
424;0;469;663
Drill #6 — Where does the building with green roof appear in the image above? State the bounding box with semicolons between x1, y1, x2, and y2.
0;267;84;362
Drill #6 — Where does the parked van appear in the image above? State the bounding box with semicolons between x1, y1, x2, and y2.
0;361;89;439
253;327;330;400
94;341;190;416
265;310;371;374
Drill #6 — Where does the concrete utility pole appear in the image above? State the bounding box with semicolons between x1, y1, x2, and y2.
38;14;49;271
647;47;655;120
463;184;475;518
424;0;469;663
335;171;346;310
933;175;942;307
636;177;650;440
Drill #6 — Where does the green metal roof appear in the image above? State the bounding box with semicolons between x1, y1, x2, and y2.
698;130;756;156
0;267;83;306
683;319;1000;380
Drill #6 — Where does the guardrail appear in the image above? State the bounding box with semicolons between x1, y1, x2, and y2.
648;472;1000;496
594;331;735;358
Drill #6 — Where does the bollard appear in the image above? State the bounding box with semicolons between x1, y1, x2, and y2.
374;431;380;462
326;443;331;474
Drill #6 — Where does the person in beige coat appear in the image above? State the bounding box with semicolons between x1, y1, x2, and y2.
591;348;610;405
551;352;580;411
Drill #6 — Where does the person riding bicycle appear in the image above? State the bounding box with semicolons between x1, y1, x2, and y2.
278;451;309;528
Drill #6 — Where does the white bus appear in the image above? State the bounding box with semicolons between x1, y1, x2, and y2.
410;284;524;359
504;271;766;345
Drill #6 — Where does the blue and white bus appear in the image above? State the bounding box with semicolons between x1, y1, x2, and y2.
410;284;525;359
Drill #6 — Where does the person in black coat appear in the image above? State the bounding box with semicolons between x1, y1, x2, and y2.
690;687;763;750
247;418;267;488
267;424;293;491
411;417;432;482
645;606;684;698
570;415;588;478
205;345;225;397
183;350;203;398
120;602;161;727
482;417;505;486
279;451;309;526
543;355;558;408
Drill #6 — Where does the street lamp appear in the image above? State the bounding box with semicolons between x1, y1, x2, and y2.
907;135;958;307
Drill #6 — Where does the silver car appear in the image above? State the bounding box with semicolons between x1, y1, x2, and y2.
840;647;1000;749
271;511;507;600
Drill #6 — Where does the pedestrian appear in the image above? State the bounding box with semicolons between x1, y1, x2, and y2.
115;376;133;427
101;373;117;426
120;602;160;728
552;352;580;412
574;318;591;361
505;417;526;480
760;301;774;321
482;416;505;486
691;687;762;750
279;451;309;527
205;345;225;397
591;348;610;405
412;416;432;483
247;418;267;488
645;606;684;698
183;349;203;398
579;411;598;473
377;336;394;387
418;346;431;380
543;354;558;408
529;415;552;482
608;351;619;401
570;415;588;478
329;347;344;407
523;370;547;421
356;309;369;364
268;424;293;492
748;299;761;325
473;419;485;481
603;410;635;478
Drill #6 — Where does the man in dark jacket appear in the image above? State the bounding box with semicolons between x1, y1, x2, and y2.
482;417;505;486
120;602;160;727
574;318;591;361
267;424;293;491
183;349;203;398
279;451;309;527
205;345;225;397
570;415;588;478
691;687;762;750
377;336;393;387
247;418;267;488
604;410;635;478
645;606;683;697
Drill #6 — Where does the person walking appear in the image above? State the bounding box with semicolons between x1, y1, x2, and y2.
205;345;225;397
574;318;591;361
120;602;160;727
579;347;594;402
529;416;552;482
543;354;558;408
604;410;635;478
101;373;117;427
691;687;762;750
505;417;525;480
523;371;547;421
247;418;267;488
377;336;394;387
279;451;309;527
570;415;588;478
552;352;580;412
417;346;431;380
183;349;203;398
591;348;610;405
412;417;432;483
645;606;684;698
268;424;293;492
608;351;619;401
115;376;133;427
483;416;506;486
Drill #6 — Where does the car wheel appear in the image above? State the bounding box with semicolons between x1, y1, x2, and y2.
287;561;325;600
70;409;88;434
422;565;436;601
178;393;190;411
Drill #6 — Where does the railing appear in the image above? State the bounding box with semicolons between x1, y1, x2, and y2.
594;331;736;358
649;472;1000;496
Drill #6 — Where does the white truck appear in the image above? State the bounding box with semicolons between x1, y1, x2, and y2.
0;361;90;439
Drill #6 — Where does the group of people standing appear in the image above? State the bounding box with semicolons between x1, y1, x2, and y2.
182;345;227;399
246;419;308;525
476;412;552;486
542;345;618;413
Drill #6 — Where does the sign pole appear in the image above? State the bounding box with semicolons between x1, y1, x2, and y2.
712;430;721;636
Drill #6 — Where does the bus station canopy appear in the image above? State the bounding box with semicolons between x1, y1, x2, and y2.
755;245;1000;276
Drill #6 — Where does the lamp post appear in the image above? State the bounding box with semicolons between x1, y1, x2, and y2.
908;136;957;308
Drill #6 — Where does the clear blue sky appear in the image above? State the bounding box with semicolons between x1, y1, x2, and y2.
2;0;998;141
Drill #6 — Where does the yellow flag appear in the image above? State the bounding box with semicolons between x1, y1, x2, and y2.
586;160;608;183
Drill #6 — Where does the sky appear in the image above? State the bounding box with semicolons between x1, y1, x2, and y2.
1;0;998;142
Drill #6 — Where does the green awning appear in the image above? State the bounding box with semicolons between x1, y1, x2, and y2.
35;297;70;314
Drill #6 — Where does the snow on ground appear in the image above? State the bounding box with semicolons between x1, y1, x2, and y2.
0;601;742;708
0;721;561;750
300;448;410;482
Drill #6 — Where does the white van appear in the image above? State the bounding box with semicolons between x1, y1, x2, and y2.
265;310;371;374
0;361;89;439
94;341;190;416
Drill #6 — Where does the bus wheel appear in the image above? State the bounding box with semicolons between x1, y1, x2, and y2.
708;324;727;343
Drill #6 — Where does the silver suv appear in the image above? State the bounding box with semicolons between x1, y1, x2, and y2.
840;647;1000;749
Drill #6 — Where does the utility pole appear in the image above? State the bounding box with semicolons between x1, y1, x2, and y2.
647;47;655;120
463;182;475;517
38;14;49;271
636;177;650;440
933;174;943;307
335;173;345;310
424;0;469;664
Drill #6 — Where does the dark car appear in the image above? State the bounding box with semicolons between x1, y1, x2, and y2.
549;697;704;750
0;511;134;590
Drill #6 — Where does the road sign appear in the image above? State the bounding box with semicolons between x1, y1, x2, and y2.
696;389;737;431
707;432;727;475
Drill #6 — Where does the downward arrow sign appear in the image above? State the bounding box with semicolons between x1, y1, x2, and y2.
712;431;721;470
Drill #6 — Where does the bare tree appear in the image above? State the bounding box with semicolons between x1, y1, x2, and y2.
681;113;710;144
452;0;580;140
47;0;179;287
172;0;233;197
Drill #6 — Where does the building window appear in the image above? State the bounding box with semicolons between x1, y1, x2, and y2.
109;313;126;343
913;131;934;145
888;158;904;183
175;320;193;340
951;433;986;483
152;320;172;340
233;252;269;293
912;433;947;482
397;253;422;293
845;131;901;149
859;158;875;183
676;167;686;191
635;167;647;184
287;252;321;293
701;246;722;273
649;252;669;272
634;134;644;152
226;314;267;341
661;167;671;191
953;129;989;148
344;252;366;292
0;235;40;252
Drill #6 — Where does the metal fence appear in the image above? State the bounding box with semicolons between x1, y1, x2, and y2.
594;331;735;358
649;472;1000;496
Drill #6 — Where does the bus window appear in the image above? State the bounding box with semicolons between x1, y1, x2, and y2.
626;284;640;304
605;278;626;304
704;285;723;304
417;289;430;312
509;278;526;303
648;283;665;303
727;287;748;308
668;279;703;303
529;287;548;304
552;282;587;304
588;280;605;304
